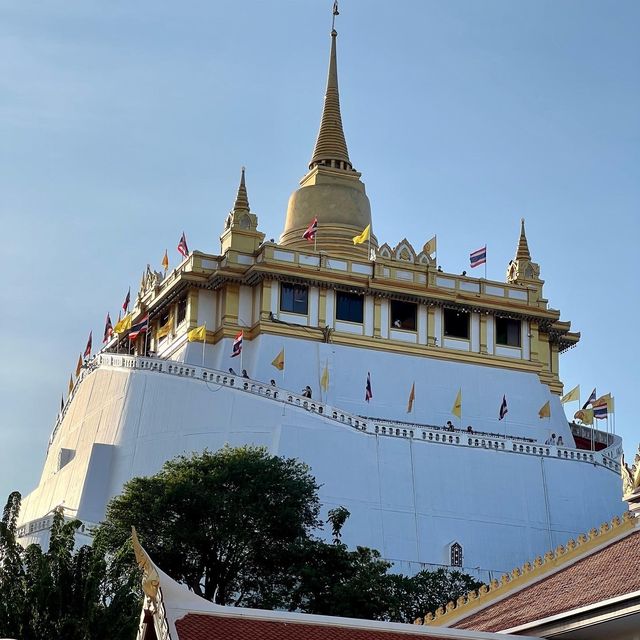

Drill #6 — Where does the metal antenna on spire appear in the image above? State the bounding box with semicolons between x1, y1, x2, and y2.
332;1;339;32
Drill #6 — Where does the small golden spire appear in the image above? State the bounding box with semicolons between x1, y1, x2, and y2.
516;217;532;261
309;3;353;171
233;166;250;212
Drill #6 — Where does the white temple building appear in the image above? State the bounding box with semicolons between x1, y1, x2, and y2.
17;14;624;582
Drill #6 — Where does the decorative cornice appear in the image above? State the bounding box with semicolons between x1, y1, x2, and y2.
418;512;636;628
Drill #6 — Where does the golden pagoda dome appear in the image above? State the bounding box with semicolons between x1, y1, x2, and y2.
279;21;376;257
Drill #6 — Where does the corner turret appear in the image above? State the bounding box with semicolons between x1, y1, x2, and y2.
220;167;264;254
506;219;542;287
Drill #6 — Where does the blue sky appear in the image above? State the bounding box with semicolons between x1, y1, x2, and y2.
1;0;638;503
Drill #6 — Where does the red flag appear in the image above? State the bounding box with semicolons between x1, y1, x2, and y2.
177;232;189;258
83;331;92;358
302;217;318;242
122;288;131;313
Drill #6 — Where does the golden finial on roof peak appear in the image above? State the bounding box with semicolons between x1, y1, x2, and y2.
516;217;532;261
309;1;353;172
232;166;250;213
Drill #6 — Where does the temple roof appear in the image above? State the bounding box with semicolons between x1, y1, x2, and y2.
422;512;639;633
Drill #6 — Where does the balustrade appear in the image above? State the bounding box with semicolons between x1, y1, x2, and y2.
47;354;620;475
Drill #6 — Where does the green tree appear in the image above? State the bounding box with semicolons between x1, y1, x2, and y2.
95;445;321;605
95;446;484;622
0;493;140;640
387;568;484;623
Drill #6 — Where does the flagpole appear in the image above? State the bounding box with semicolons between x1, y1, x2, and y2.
484;245;487;280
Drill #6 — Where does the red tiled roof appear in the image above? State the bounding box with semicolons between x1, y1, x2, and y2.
176;614;459;640
454;529;640;633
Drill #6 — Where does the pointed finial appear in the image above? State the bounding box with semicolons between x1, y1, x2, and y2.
309;3;353;171
516;217;531;261
233;166;250;212
332;1;339;31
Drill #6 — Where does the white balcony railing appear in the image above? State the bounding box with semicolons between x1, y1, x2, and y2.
50;354;621;476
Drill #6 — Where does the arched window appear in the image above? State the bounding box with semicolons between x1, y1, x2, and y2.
450;542;463;567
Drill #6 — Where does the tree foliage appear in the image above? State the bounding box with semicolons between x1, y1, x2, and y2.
0;493;140;640
0;447;484;636
95;446;483;622
95;445;322;605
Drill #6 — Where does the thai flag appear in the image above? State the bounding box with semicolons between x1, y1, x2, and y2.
470;246;487;268
102;313;113;343
177;232;189;258
365;372;373;402
498;395;508;420
582;388;596;409
129;315;149;341
302;217;318;242
593;400;608;420
231;331;243;358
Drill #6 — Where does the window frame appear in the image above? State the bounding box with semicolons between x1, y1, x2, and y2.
443;308;470;340
335;291;364;324
390;300;417;332
279;282;309;316
495;316;522;348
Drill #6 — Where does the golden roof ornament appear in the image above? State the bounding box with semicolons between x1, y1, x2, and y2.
131;526;161;600
220;167;264;253
516;218;532;260
621;446;640;513
232;166;250;213
506;218;541;286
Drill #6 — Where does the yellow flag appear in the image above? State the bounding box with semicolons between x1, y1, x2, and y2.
187;325;207;342
452;389;462;418
157;314;173;339
75;354;83;377
407;382;415;413
68;375;74;395
560;384;580;404
538;400;551;419
162;249;169;272
271;348;285;371
423;235;436;256
352;224;371;245
574;409;594;425
320;362;329;392
113;314;133;334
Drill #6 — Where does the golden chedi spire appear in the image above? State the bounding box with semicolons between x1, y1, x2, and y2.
279;4;376;257
220;167;264;254
233;166;250;212
309;28;353;171
506;218;542;287
516;218;532;261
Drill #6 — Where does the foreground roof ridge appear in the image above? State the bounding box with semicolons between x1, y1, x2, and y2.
418;511;636;628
